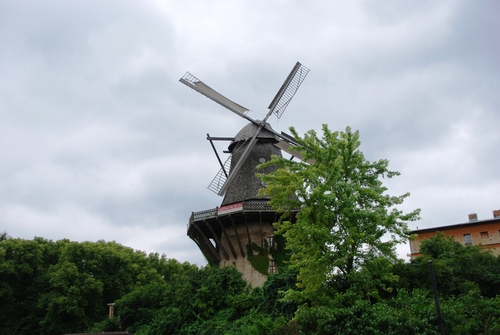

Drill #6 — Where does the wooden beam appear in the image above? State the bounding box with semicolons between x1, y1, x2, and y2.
244;213;253;256
193;223;220;263
217;217;237;259
206;221;230;260
231;216;245;258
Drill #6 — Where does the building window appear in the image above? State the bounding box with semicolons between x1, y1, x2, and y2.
480;231;489;238
463;234;472;245
268;259;277;274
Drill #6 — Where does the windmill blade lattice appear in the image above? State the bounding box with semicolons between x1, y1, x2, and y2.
207;155;232;194
268;62;310;119
207;139;247;194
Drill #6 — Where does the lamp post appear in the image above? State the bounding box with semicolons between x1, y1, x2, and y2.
428;260;445;335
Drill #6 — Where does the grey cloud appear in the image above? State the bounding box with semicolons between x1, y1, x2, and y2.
0;1;498;265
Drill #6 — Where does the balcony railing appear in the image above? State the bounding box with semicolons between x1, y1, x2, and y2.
189;199;294;224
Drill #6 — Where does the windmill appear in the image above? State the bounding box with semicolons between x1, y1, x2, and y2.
180;62;309;197
181;62;309;286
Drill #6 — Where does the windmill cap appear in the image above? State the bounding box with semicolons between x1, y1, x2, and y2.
228;121;278;152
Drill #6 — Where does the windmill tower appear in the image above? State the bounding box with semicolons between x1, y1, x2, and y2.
180;62;309;286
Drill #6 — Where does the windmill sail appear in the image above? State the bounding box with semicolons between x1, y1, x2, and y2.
274;140;315;164
267;62;310;119
180;72;252;119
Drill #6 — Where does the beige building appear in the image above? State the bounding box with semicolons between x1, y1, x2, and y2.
409;210;500;258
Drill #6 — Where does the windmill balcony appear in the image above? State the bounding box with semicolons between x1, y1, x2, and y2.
187;198;298;267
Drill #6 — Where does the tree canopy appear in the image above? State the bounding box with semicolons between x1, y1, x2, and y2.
258;125;420;301
0;236;197;334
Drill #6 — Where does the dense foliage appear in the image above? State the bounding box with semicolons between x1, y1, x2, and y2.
0;234;298;335
0;235;185;334
2;234;500;334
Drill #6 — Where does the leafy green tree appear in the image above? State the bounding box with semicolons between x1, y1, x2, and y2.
36;239;163;334
0;231;8;241
441;285;500;335
38;260;104;334
258;125;420;333
261;268;299;319
258;125;420;299
0;235;194;334
116;265;245;334
0;236;61;334
396;233;500;298
294;288;441;335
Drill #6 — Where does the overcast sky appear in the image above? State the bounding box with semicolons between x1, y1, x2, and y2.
1;0;498;265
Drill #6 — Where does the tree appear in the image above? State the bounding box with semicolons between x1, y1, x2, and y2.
396;233;500;299
0;236;60;334
117;265;252;335
0;236;192;335
261;268;299;319
258;125;420;304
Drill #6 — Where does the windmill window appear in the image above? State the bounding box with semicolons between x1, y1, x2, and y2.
268;259;277;274
463;234;472;245
480;231;489;238
266;236;274;249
